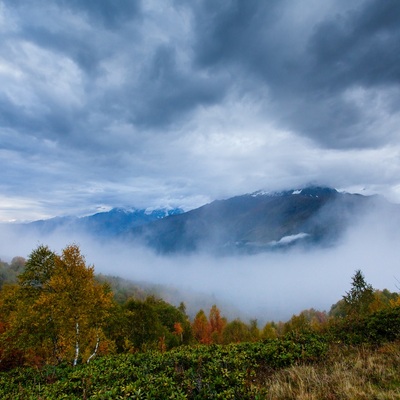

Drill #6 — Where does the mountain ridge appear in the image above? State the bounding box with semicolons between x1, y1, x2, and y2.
9;186;398;255
127;186;395;254
25;207;184;237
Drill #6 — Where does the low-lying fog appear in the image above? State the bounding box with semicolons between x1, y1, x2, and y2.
1;209;399;323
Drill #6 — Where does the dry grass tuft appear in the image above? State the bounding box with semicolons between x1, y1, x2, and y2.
256;341;400;399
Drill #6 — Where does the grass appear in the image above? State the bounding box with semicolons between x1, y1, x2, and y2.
257;341;400;399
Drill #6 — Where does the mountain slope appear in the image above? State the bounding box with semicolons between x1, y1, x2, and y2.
127;187;394;254
14;186;399;255
26;207;184;237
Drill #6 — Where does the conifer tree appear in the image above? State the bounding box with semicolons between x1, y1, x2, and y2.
343;269;374;318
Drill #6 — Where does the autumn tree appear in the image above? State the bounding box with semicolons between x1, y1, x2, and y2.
249;319;261;341
0;284;26;370
371;289;399;310
283;309;328;334
0;245;58;366
192;309;212;344
283;313;311;335
261;322;278;340
222;319;251;344
173;322;184;343
51;244;114;365
329;299;347;318
0;244;114;368
10;256;25;273
209;305;226;344
390;292;400;308
307;309;328;332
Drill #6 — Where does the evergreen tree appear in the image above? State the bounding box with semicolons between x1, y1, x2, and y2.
343;269;374;318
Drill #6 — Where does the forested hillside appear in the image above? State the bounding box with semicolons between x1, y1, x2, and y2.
0;244;399;398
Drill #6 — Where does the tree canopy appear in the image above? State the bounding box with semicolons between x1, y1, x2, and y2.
0;244;114;367
342;269;375;318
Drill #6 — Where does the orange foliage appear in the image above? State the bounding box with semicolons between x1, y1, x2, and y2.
192;309;212;344
209;305;226;344
173;322;184;342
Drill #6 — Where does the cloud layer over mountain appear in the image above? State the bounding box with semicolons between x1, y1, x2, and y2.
1;0;400;220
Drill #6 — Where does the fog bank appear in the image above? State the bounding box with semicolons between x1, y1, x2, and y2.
1;210;399;322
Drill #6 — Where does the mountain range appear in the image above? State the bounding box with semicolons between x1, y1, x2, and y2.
16;186;399;254
27;207;184;237
126;186;394;254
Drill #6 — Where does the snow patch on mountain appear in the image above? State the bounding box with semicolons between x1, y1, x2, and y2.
250;190;272;197
269;232;310;246
249;186;335;198
144;207;183;217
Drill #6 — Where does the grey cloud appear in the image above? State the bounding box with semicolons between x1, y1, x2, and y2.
1;0;229;148
297;0;400;147
192;1;282;68
0;90;80;146
1;0;142;76
130;44;228;128
308;0;400;88
1;0;400;221
21;27;102;73
63;0;142;29
3;0;400;149
187;0;400;149
4;0;142;30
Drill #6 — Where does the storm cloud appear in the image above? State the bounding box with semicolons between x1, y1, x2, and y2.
1;0;400;221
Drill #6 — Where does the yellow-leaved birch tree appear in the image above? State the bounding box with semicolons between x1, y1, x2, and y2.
0;244;114;368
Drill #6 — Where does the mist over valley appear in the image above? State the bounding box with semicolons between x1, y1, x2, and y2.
1;186;399;322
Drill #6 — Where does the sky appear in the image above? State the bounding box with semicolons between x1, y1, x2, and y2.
1;0;400;222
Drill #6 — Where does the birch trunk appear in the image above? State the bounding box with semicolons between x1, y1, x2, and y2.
73;321;79;367
87;334;100;364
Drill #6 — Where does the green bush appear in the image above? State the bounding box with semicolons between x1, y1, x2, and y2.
366;306;400;343
0;334;328;399
326;306;400;345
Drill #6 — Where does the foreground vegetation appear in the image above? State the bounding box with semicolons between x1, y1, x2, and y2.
1;244;400;398
263;341;400;399
0;337;399;399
